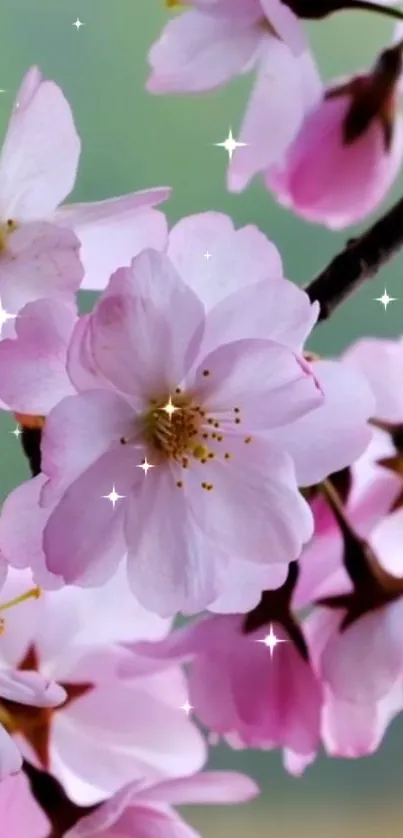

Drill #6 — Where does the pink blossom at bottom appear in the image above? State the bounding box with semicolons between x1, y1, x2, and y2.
123;614;323;770
0;568;205;804
66;771;259;838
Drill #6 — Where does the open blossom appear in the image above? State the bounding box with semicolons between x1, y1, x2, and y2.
0;66;170;297
149;1;323;189
66;771;258;838
0;567;205;804
267;43;403;228
0;211;375;615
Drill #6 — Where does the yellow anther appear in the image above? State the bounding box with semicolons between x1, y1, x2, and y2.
193;445;209;460
0;587;41;614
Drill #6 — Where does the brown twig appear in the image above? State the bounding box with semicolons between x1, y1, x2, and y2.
305;194;403;321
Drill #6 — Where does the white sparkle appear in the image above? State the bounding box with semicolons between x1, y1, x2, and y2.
374;289;397;310
0;89;6;95
73;17;85;30
204;250;212;261
161;396;179;421
214;128;247;161
0;298;16;335
256;624;288;659
180;700;193;716
102;486;125;508
10;425;22;439
136;457;155;476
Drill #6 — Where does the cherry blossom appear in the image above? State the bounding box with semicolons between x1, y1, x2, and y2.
0;567;205;804
0;66;170;295
65;770;258;838
267;43;403;228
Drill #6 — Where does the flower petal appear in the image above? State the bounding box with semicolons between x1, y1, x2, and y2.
167;212;283;310
147;9;261;93
0;299;75;414
0;71;80;220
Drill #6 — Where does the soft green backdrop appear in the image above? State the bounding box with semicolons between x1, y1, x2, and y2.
1;2;403;835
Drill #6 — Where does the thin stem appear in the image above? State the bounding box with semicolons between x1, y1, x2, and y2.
305;194;403;321
348;0;403;22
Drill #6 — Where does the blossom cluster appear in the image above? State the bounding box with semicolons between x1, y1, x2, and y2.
1;1;403;834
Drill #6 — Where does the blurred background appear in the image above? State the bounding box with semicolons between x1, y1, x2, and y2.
1;1;403;835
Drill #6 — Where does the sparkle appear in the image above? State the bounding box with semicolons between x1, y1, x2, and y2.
10;425;22;439
204;250;212;261
72;17;85;30
0;298;16;335
214;128;247;161
180;700;193;716
374;289;397;310
161;396;179;421
256;624;287;659
0;89;6;95
136;457;155;476
102;486;125;508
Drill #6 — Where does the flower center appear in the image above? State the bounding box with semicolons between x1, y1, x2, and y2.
122;377;253;491
0;218;18;253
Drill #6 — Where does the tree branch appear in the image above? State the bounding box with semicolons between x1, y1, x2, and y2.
304;194;403;321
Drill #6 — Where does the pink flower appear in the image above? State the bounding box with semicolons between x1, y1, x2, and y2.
0;66;170;294
0;581;66;779
267;44;403;228
66;771;259;838
124;614;323;773
0;568;205;804
304;609;403;761
294;337;403;706
148;2;322;189
0;214;374;615
0;772;50;837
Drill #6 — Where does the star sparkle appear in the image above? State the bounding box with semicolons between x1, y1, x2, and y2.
374;289;397;310
214;128;247;161
256;623;287;659
10;426;22;439
136;457;155;476
102;486;125;508
161;396;179;420
204;250;212;261
180;700;193;716
72;17;85;30
0;298;16;335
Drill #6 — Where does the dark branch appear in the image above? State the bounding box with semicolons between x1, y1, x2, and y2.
23;761;97;837
20;426;42;477
305;195;403;321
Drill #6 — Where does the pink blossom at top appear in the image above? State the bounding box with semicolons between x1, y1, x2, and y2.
148;2;323;189
0;66;170;294
267;45;403;228
0;772;50;838
124;614;323;774
0;567;205;804
66;770;259;838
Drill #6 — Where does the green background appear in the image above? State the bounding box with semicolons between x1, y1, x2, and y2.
1;1;403;835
